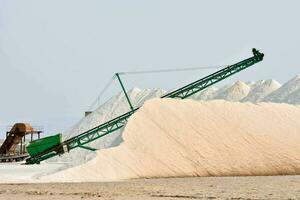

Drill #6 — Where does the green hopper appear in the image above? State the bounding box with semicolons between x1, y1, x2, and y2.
26;134;62;157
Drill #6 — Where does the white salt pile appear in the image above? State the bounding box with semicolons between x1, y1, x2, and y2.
57;76;300;167
44;99;300;182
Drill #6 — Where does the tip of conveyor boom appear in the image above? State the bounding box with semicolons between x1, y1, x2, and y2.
252;48;264;60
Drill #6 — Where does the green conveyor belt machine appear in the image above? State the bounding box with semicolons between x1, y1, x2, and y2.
25;48;264;164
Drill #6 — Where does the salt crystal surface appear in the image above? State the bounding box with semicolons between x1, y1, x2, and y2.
44;99;300;182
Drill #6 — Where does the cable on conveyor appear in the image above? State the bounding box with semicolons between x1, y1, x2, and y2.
87;65;223;111
118;66;224;76
87;75;116;111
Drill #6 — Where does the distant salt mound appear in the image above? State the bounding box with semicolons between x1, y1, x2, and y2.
193;86;219;101
242;80;281;102
216;81;250;101
286;88;300;104
44;99;300;182
264;75;300;103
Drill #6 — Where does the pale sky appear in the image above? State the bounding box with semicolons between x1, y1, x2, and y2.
0;0;299;137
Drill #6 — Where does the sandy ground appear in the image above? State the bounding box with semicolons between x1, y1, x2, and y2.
0;176;300;200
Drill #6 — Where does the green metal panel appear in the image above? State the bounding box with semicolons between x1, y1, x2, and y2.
26;49;264;164
26;134;62;157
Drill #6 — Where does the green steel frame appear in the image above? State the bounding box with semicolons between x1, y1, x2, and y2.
116;73;135;111
26;48;264;164
162;49;264;99
66;109;138;150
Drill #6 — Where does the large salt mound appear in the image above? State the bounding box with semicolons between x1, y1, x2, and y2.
44;99;300;182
